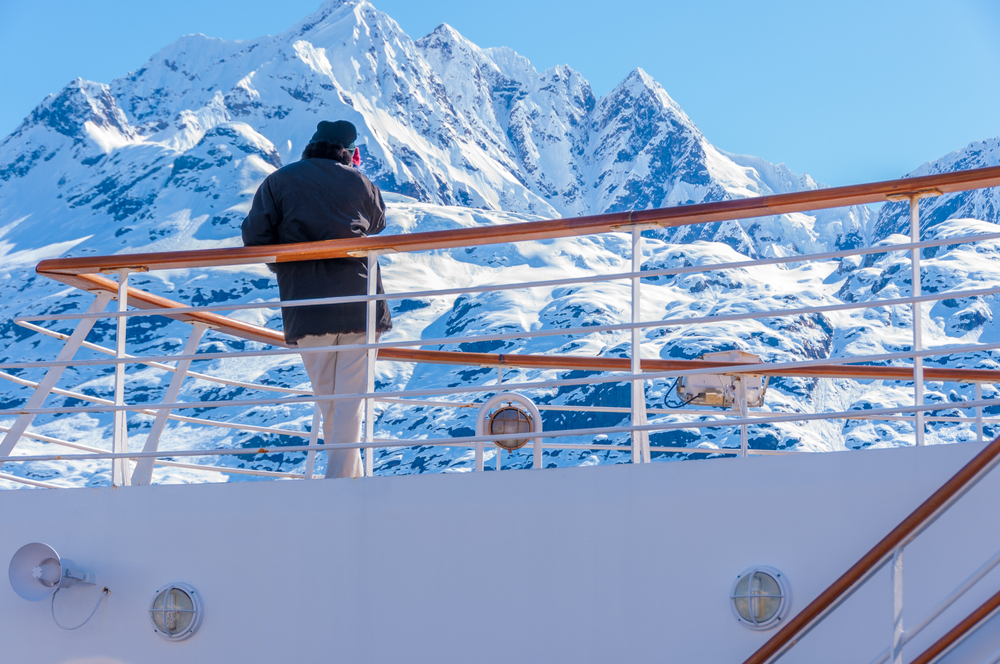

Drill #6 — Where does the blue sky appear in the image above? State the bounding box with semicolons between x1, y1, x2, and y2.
1;0;998;187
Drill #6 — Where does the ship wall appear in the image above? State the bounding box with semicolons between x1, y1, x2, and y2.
2;443;1000;663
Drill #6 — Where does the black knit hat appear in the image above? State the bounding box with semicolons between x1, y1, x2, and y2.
308;120;357;149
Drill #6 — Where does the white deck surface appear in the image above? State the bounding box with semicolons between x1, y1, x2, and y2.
2;442;999;663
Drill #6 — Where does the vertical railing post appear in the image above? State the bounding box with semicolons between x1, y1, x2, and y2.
891;546;905;664
304;407;321;480
112;269;131;487
130;322;208;486
908;196;925;447
475;411;486;472
497;367;503;472
0;291;113;467
365;252;377;478
738;377;749;458
630;226;650;463
976;382;985;444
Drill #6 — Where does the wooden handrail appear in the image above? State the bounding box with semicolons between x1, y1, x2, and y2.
742;434;1000;664
35;166;1000;276
909;586;1000;664
29;273;1000;384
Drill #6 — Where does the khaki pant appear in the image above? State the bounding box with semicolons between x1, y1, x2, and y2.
298;332;373;479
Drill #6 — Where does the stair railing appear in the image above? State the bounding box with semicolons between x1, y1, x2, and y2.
742;434;1000;664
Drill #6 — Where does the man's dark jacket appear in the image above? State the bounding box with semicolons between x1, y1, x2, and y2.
241;158;392;344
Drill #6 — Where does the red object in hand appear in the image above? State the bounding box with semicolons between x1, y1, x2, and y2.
352;147;360;167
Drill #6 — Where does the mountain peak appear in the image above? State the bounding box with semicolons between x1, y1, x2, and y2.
23;78;134;145
290;0;378;39
427;22;462;39
5;0;826;225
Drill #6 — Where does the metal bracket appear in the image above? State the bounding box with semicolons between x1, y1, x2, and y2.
99;266;149;275
885;189;942;202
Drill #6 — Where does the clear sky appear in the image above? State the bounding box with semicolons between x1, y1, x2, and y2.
1;0;998;187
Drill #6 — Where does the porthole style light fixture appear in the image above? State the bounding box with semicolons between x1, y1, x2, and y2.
731;566;790;630
149;583;203;641
488;403;533;450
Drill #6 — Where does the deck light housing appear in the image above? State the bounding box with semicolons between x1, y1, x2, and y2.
150;583;203;641
731;566;790;630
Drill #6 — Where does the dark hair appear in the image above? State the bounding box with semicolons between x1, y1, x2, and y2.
301;141;353;165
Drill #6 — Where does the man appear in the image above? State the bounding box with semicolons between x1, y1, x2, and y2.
241;120;392;479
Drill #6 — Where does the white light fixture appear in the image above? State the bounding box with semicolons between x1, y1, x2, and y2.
9;542;108;630
475;392;544;470
149;583;203;641
488;403;533;451
678;350;769;408
731;566;790;630
9;542;95;602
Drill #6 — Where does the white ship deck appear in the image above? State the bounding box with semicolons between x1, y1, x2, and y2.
1;440;998;663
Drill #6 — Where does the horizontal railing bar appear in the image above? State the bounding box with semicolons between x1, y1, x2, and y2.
0;440;790;466
0;425;109;451
0;472;62;489
0;424;305;479
0;370;320;440
2;385;986;448
4;338;1000;418
34;166;1000;277
13;320;311;395
7;283;1000;375
150;413;315;439
3;363;989;425
143;459;304;479
3;399;999;466
21;231;1000;323
498;403;999;422
13;281;1000;385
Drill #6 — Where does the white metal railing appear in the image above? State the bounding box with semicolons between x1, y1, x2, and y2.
18;229;1000;324
0;190;998;495
869;545;1000;664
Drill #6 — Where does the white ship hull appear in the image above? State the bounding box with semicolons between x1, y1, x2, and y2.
3;442;999;663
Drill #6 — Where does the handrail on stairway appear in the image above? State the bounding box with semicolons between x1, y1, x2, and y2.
742;433;1000;664
908;585;1000;664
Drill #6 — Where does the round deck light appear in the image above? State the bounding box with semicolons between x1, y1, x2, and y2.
731;567;790;630
488;404;533;450
149;583;203;641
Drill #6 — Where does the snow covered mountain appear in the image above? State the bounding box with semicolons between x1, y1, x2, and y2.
0;0;870;254
0;0;997;488
873;137;1000;242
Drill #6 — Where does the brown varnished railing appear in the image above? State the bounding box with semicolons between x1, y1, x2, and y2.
742;434;1000;664
40;272;1000;384
29;165;1000;382
35;165;1000;277
909;586;1000;664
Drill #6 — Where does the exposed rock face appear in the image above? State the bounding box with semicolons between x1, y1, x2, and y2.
873;138;1000;242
